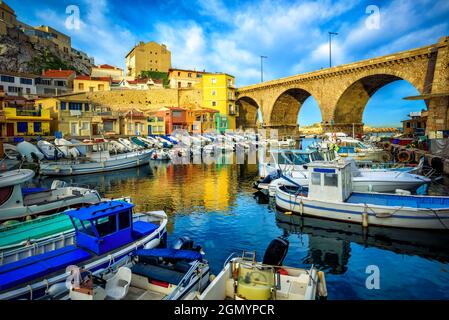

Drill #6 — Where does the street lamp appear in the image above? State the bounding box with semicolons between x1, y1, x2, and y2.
328;32;338;68
260;56;268;82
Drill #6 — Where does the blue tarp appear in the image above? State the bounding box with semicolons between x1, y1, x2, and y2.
136;248;202;262
0;245;91;291
21;188;48;195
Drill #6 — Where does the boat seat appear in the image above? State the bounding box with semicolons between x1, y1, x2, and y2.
0;245;91;291
131;263;186;285
132;221;158;238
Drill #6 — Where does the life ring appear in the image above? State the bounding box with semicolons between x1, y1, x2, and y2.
381;152;391;163
397;151;411;163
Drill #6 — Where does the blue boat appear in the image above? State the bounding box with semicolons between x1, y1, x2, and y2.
0;201;168;300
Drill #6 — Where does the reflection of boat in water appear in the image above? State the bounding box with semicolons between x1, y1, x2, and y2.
275;211;449;268
37;165;153;190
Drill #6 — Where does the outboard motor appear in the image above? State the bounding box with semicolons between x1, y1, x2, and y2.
263;237;289;266
172;236;194;251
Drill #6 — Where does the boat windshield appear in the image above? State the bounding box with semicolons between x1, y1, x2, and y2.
276;152;311;165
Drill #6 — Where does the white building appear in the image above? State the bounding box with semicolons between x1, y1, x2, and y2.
0;71;37;97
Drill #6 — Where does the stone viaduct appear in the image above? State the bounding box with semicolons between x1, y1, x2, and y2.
236;36;449;137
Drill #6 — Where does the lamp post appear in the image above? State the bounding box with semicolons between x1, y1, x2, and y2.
328;32;338;68
260;56;267;82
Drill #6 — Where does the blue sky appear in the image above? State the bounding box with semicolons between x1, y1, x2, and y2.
9;0;449;127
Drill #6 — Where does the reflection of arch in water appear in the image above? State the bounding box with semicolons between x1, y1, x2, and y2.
275;211;449;266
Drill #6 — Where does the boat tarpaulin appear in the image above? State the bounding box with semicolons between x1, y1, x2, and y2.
135;248;202;262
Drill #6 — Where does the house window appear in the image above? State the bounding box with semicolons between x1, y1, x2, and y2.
187;82;192;87
81;122;89;130
55;80;65;87
20;78;33;85
34;122;42;133
188;73;192;78
17;122;28;133
211;101;217;107
1;75;14;83
78;83;84;90
61;102;67;110
211;90;216;96
26;88;31;94
89;87;95;92
98;84;104;90
177;72;181;76
85;104;90;111
211;78;216;84
8;86;22;94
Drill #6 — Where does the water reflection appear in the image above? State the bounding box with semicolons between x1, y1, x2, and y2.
276;211;449;274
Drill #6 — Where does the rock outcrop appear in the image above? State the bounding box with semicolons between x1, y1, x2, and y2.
0;27;93;75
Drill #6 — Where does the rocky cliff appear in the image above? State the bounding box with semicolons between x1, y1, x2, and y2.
0;28;93;75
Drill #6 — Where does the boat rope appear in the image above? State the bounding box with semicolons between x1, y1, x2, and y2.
427;208;449;230
27;284;33;300
43;279;49;293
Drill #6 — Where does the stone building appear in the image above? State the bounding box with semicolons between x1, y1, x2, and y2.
125;41;171;77
0;1;16;35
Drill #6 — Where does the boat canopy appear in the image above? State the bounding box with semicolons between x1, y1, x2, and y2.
66;201;136;255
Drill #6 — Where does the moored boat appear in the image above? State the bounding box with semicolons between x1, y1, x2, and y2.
0;169;102;221
199;237;327;300
275;161;449;230
66;236;209;300
0;201;168;300
39;142;154;176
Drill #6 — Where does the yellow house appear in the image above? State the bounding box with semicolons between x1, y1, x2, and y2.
1;107;51;136
120;109;149;136
147;112;166;135
168;68;205;89
126;41;172;77
74;76;111;93
201;73;237;132
36;94;97;137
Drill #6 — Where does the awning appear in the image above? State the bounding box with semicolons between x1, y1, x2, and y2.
403;92;449;100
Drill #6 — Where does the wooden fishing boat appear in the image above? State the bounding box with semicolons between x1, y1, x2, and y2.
275;161;449;230
0;200;168;300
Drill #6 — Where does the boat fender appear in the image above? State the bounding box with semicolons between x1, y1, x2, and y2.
362;212;369;228
317;271;328;300
209;274;216;282
144;238;161;249
284;211;292;215
46;282;68;299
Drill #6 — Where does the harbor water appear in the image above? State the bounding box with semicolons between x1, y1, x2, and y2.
30;153;449;300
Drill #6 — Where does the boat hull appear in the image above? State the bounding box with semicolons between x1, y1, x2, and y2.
39;150;153;176
275;187;449;230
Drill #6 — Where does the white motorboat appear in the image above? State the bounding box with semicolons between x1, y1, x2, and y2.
3;144;21;160
55;138;80;158
118;138;142;151
258;150;429;195
275;161;449;230
66;237;210;300
199;238;327;300
0;169;102;221
16;141;44;163
39;142;154;176
37;140;64;160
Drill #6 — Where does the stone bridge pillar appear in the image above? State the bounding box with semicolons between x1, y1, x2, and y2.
427;37;449;135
